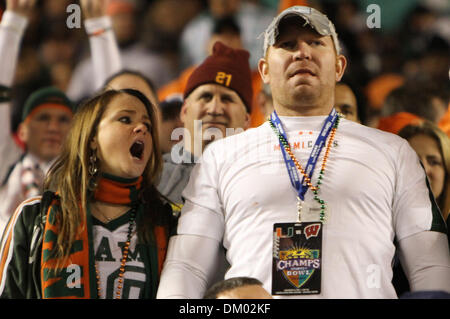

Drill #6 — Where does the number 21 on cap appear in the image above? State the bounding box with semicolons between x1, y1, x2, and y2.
215;72;232;87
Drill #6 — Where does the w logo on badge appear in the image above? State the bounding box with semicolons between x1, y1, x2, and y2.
304;223;321;240
277;247;321;289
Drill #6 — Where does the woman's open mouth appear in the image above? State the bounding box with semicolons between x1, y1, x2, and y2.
130;140;144;160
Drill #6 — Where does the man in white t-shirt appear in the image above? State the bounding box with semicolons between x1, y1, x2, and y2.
157;6;450;299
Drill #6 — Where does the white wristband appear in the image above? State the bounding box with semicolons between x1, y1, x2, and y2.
0;11;28;34
84;16;113;35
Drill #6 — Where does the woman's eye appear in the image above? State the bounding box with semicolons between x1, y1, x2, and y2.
428;158;442;166
119;116;131;124
144;122;151;131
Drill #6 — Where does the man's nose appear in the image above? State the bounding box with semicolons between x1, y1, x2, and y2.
47;118;62;131
293;41;312;60
206;95;225;115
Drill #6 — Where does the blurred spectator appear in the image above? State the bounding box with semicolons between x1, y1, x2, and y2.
278;0;310;12
67;0;175;103
402;35;450;83
204;277;272;299
159;15;264;127
158;15;244;102
10;45;52;134
142;0;203;74
158;95;183;154
398;121;450;222
104;69;160;110
381;83;448;124
335;81;366;124
399;4;441;59
179;0;276;70
365;73;405;111
364;74;405;127
439;106;450;137
378;112;423;135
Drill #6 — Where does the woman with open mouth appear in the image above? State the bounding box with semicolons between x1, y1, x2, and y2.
0;89;175;299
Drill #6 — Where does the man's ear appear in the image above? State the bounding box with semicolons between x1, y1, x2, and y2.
180;100;188;124
258;58;270;84
335;54;347;82
17;122;28;143
243;112;251;130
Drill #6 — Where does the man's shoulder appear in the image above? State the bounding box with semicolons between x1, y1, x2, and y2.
342;119;408;146
209;125;267;148
0;146;24;186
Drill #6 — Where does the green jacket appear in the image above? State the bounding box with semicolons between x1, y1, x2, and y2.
0;191;175;299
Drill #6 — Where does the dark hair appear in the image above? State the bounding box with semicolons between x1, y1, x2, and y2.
383;83;447;123
160;97;183;121
339;76;367;124
103;69;157;99
212;16;241;35
203;277;264;299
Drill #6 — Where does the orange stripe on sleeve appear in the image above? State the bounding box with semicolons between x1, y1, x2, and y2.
0;197;42;287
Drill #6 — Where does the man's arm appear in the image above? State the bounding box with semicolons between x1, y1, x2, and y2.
157;234;223;298
67;0;122;100
393;139;450;292
81;0;122;90
0;1;34;181
157;147;226;298
398;231;450;292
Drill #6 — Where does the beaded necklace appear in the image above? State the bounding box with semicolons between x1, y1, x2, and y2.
268;114;340;222
95;208;136;299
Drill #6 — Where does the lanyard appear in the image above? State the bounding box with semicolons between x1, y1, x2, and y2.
270;108;338;201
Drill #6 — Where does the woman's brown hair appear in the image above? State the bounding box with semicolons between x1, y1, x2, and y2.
44;89;163;266
399;120;450;221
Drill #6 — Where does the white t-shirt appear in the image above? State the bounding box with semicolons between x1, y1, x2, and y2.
177;116;435;298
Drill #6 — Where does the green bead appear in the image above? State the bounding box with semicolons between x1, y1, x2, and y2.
319;199;324;204
321;205;325;209
318;175;323;180
317;180;322;185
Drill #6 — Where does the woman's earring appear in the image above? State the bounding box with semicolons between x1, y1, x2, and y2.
88;150;99;190
89;153;98;176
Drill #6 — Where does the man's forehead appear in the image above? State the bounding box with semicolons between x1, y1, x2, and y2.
30;104;73;118
276;15;323;39
186;83;247;110
190;83;239;96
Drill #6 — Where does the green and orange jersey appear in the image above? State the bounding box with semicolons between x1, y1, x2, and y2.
0;192;174;299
